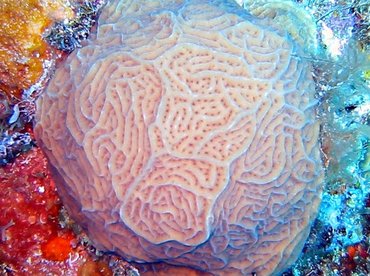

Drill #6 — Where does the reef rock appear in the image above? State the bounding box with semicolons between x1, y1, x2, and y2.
35;0;323;274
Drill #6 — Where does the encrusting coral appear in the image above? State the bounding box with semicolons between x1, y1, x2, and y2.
34;0;324;275
0;0;73;100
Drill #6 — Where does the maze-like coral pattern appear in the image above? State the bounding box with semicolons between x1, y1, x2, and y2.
35;0;323;275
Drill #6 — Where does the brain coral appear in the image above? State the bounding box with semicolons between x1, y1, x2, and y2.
34;0;324;274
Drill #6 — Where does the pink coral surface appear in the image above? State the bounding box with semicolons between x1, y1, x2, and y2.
34;0;323;274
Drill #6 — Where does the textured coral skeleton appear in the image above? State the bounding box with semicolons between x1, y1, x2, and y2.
35;0;324;275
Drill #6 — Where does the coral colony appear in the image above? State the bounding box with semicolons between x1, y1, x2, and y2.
35;0;323;275
0;0;369;275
